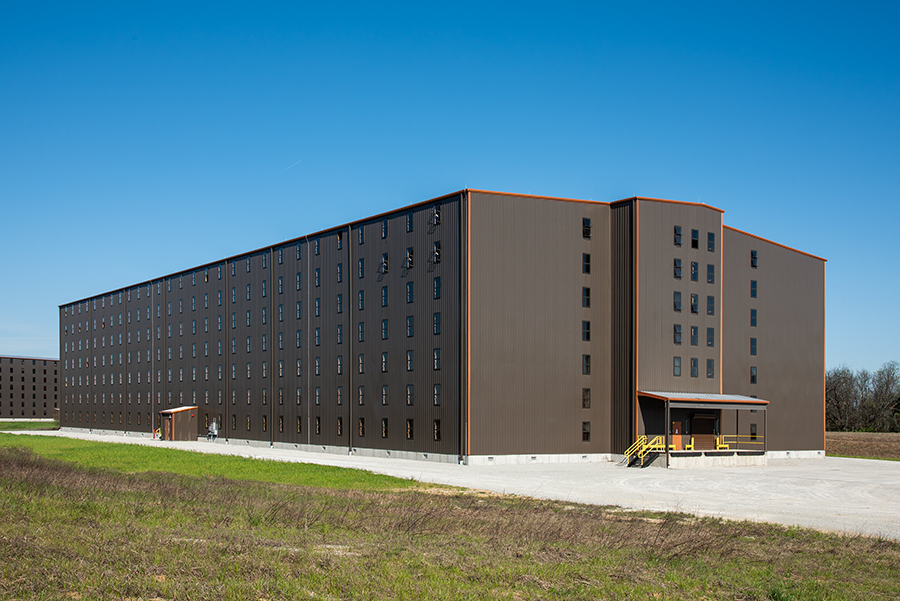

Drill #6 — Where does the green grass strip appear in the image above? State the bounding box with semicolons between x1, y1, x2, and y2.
0;432;417;490
0;419;59;431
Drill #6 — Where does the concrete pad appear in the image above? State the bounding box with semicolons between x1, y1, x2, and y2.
7;429;900;540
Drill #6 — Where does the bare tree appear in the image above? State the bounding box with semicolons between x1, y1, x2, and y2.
826;365;859;431
826;361;900;432
869;361;900;431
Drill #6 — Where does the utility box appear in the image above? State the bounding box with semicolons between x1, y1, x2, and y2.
158;406;198;441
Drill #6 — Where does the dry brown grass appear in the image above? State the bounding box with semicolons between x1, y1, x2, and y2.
826;431;900;459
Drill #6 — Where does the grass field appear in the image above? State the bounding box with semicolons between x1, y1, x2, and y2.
826;431;900;460
1;435;899;600
0;419;59;431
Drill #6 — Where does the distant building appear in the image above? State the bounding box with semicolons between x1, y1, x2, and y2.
1;355;60;418
59;190;825;464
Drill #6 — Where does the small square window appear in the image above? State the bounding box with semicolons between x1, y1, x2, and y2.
674;259;682;279
582;320;590;341
750;366;757;384
707;359;714;379
673;356;682;377
691;229;699;249
673;324;682;345
751;250;758;268
582;253;591;274
674;225;682;246
690;358;698;378
750;337;757;356
707;264;715;284
750;308;757;327
707;232;715;252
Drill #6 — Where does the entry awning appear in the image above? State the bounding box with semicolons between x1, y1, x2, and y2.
639;391;768;411
159;405;198;415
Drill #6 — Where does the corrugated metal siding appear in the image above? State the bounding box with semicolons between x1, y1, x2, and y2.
722;228;825;451
610;201;634;453
636;200;722;394
58;196;463;457
346;197;462;456
468;192;612;455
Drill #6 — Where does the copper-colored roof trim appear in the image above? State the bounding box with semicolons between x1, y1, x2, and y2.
639;391;769;405
159;405;198;414
611;196;725;214
724;225;826;262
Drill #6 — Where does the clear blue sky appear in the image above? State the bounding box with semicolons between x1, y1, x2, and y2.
1;2;897;371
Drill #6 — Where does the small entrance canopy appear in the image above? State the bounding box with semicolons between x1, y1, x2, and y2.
158;406;198;441
638;392;768;453
639;391;769;410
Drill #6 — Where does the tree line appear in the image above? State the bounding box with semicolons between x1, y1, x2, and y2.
826;361;900;432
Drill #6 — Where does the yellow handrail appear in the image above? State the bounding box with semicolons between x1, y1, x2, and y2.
638;435;666;465
624;435;647;463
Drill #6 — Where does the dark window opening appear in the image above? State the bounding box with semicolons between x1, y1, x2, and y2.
582;253;591;274
582;421;591;442
690;358;698;378
751;250;758;268
583;218;592;239
582;388;591;409
674;324;682;345
674;258;682;279
673;356;682;377
691;229;699;249
674;225;682;246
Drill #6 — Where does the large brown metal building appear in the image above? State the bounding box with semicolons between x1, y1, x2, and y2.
1;355;59;418
59;190;826;465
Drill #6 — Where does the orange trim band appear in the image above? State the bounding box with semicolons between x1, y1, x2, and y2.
465;190;472;457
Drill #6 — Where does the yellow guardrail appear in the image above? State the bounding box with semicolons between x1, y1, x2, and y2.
624;435;647;464
721;434;765;448
638;435;666;465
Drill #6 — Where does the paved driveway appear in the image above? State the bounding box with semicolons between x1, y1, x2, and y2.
9;430;900;540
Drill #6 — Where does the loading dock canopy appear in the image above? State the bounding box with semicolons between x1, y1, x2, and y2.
638;391;769;410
